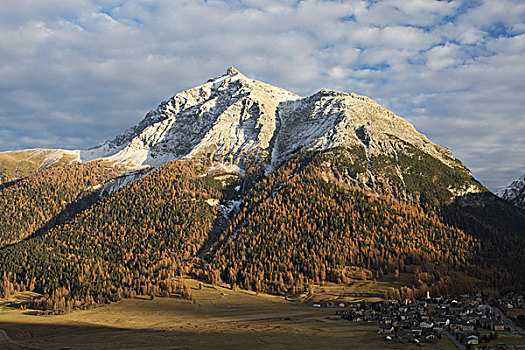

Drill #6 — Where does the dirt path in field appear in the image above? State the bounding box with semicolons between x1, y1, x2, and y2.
212;310;310;322
0;328;43;349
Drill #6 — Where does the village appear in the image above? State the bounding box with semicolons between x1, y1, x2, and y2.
327;292;525;349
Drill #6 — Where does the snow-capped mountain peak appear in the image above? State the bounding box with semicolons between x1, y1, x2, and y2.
80;68;302;173
79;67;481;202
497;174;525;210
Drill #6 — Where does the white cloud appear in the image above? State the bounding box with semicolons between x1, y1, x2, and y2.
354;0;459;27
425;43;462;71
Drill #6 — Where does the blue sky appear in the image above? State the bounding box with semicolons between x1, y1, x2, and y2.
0;0;524;190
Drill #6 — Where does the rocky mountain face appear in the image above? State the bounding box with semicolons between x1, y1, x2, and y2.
78;67;483;206
498;174;525;210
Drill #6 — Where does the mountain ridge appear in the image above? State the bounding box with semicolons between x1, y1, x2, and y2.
81;68;463;169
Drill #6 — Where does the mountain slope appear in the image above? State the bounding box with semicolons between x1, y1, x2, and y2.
497;174;525;210
80;67;301;173
0;68;484;207
0;161;224;305
207;154;483;297
0;161;121;247
0;149;79;185
0;156;521;310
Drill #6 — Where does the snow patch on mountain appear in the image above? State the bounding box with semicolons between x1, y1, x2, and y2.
37;149;80;172
99;170;150;197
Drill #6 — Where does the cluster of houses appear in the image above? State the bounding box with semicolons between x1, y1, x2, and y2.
497;293;525;311
498;293;525;333
441;294;505;347
331;292;525;348
337;297;444;344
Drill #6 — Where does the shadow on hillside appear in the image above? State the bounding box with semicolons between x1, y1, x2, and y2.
441;191;525;240
30;192;103;240
0;191;103;251
440;191;525;288
0;179;20;191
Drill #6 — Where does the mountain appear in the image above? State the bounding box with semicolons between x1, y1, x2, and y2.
0;68;483;206
497;174;525;210
0;68;523;310
78;67;483;206
79;67;299;172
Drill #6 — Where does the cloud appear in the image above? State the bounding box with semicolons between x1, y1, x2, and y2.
0;0;523;190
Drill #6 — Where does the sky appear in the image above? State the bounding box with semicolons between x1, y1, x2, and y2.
0;0;524;191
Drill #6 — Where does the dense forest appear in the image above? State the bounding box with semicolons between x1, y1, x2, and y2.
0;149;523;312
205;154;484;298
0;161;121;247
441;193;525;290
0;161;221;310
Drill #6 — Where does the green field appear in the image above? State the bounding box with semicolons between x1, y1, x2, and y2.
0;279;457;350
507;308;525;318
488;334;525;346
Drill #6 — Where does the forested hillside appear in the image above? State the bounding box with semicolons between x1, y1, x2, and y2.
0;161;121;247
0;68;523;315
206;153;485;298
0;154;523;311
442;193;525;290
0;161;222;309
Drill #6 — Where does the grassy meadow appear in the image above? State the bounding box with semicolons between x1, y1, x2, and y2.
0;279;459;350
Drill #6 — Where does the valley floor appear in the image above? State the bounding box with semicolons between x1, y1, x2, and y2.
0;279;457;350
